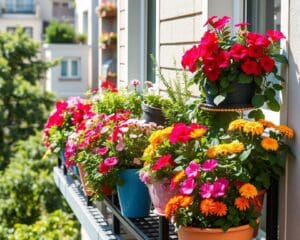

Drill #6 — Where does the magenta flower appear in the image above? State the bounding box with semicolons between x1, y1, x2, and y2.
131;79;140;87
202;159;218;171
179;178;196;195
139;171;151;185
98;147;109;156
116;138;125;151
185;161;200;178
104;157;119;167
211;178;229;198
200;183;214;198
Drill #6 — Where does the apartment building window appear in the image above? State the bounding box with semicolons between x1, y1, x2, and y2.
60;58;81;80
5;0;35;14
6;26;33;38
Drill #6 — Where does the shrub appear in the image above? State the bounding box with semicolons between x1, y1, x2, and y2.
45;21;76;44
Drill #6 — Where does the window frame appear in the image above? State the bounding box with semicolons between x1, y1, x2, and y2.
59;58;81;80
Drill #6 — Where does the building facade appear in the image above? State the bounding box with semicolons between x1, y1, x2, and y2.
116;0;299;239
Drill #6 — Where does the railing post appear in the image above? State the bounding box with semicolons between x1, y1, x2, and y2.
266;179;279;240
159;216;169;240
112;194;120;235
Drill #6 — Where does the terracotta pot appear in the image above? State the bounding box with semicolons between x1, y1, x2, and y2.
178;224;255;240
147;179;177;216
78;164;94;197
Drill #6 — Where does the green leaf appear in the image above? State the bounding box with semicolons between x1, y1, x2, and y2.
248;109;265;120
220;77;230;88
214;94;226;106
265;88;276;100
238;73;253;84
272;54;288;64
275;74;285;82
239;148;252;161
267;99;280;111
251;95;265;108
174;155;186;164
254;76;263;86
273;84;283;90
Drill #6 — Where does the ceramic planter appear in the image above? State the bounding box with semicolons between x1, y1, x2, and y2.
141;102;165;126
147;179;177;216
117;169;151;218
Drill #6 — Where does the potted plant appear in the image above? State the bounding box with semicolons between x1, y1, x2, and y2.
140;123;208;216
100;32;117;49
96;2;117;18
163;118;293;239
182;16;287;109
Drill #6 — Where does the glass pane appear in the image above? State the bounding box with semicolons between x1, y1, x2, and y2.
61;61;68;77
147;0;156;83
71;60;78;77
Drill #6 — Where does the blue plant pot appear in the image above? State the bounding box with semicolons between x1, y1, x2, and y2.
117;169;151;218
72;166;80;177
60;149;66;164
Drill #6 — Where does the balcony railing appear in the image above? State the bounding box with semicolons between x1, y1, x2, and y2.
4;3;35;14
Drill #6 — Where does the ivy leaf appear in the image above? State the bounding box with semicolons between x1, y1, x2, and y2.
238;73;253;83
214;94;226;106
251;95;265;108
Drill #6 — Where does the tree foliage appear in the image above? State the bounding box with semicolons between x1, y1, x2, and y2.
0;28;55;169
45;21;77;44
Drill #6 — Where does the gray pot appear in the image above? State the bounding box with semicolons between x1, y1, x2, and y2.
142;102;166;126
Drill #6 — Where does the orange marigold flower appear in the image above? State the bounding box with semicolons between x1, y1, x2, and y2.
239;183;258;199
243;121;264;136
206;146;218;158
170;170;186;189
190;128;207;139
164;195;182;218
235;197;250;211
228;119;247;131
276;124;294;139
261;137;279;151
258;119;276;129
180;196;194;207
200;198;215;216
215;144;229;155
212;201;228;216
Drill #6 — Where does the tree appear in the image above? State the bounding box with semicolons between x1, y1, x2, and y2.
0;28;55;169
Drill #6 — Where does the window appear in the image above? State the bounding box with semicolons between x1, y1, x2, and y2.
6;26;33;38
60;58;81;79
6;27;16;33
5;0;35;14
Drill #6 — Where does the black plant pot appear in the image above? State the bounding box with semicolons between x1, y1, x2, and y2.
142;102;166;126
205;82;256;108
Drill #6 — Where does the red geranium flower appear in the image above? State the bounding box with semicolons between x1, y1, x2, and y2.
181;45;201;73
260;56;275;72
266;29;286;42
247;45;263;58
169;123;193;144
230;43;248;61
241;59;261;76
247;32;270;48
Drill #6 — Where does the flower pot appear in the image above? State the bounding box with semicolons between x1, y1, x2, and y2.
178;224;255;240
205;82;255;108
147;179;177;216
117;169;151;218
142;102;165;126
78;164;94;197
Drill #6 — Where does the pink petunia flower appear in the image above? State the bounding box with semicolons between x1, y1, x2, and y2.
185;161;200;178
98;147;109;156
212;178;229;198
180;178;197;195
202;159;218;171
104;157;119;167
200;183;214;198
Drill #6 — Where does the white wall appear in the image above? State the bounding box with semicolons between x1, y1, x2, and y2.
43;43;90;98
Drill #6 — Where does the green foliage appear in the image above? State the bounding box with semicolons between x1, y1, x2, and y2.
92;90;142;118
9;210;79;240
45;21;76;44
143;94;170;109
0;132;72;237
76;33;87;44
0;29;55;169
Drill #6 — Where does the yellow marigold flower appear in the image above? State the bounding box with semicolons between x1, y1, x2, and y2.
228;119;247;131
143;144;156;158
200;199;215;216
206;146;218;158
228;141;245;154
149;127;173;146
212;201;228;216
276;124;294;139
239;183;258;199
190;128;207;139
243;121;264;136
180;196;194;207
261;137;279;151
258;119;276;129
235;197;250;211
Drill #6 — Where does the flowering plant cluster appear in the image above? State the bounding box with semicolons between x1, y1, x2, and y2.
223;118;294;189
43;97;93;154
140;123;208;185
100;32;117;47
182;16;287;108
97;1;117;17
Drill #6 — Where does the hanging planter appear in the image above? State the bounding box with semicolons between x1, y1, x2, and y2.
117;169;151;218
178;224;255;240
